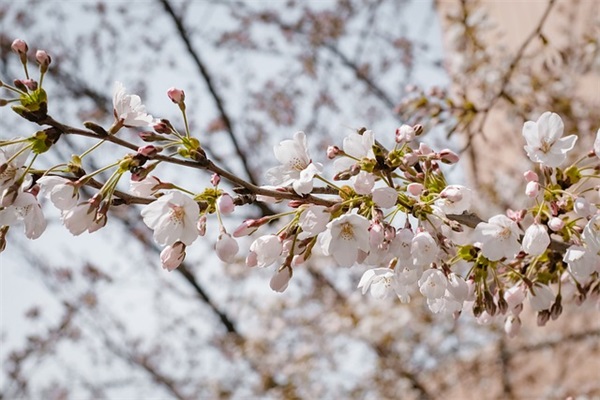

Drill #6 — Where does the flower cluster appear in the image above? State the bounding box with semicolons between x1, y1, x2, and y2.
1;39;599;336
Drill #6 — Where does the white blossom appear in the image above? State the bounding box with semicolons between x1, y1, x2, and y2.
0;140;30;191
130;176;161;197
563;245;598;280
319;211;370;267
418;269;447;299
358;267;406;300
411;231;439;267
333;130;375;172
504;315;521;338
522;111;577;167
249;234;283;268
353;171;375;195
474;215;522;261
435;185;472;214
528;283;555;312
522;223;550;256
141;191;199;246
61;201;97;236
265;131;323;195
112;81;154;127
298;205;330;239
37;176;79;210
0;191;46;239
372;187;398;209
583;214;600;253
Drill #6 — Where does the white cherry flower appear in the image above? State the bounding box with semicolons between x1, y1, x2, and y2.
435;185;472;214
249;234;283;268
333;130;375;172
522;112;577;167
522;223;550;256
0;140;30;191
527;283;555;312
418;269;447;299
411;231;439;267
298;205;330;240
583;214;600;253
265;131;323;195
474;215;522;261
141;191;199;246
62;201;98;236
358;267;406;300
0;191;46;239
130;176;161;197
372;187;398;209
319;211;370;267
37;176;79;210
113;81;154;127
563;245;597;280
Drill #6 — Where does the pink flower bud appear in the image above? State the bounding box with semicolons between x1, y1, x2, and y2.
167;87;185;104
369;222;385;248
270;267;292;293
22;79;38;91
292;254;305;266
211;174;221;186
35;50;51;72
407;182;424;196
439;149;460;164
137;145;161;157
403;152;419;166
153;120;172;134
217;193;235;215
525;181;539;197
327;145;340;159
523;170;539;182
233;219;258;237
197;215;207;236
160;242;186;271
215;233;238;263
548;217;564;232
11;39;28;55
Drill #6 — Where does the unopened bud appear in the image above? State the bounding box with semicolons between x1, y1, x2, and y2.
418;142;433;155
550;301;562;320
350;164;361;176
22;79;37;91
525;181;539;197
439;149;460;164
548;217;564;232
11;39;28;63
0;226;8;253
270;266;292;293
537;310;550;326
137;145;161;157
333;170;352;181
523;170;539;182
153;119;173;134
35;50;51;73
407;182;423;196
167;87;185;105
233;219;258;237
14;79;27;92
217;193;235;215
413;124;424;136
497;296;509;315
484;291;497;316
395;124;415;143
288;200;304;208
138;131;164;142
211;174;221;187
327;145;340;159
197;215;207;236
160;242;186;271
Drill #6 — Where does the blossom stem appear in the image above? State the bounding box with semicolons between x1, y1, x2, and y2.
79;139;106;159
77;160;121;186
4;141;33;166
181;108;192;139
170;184;196;197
